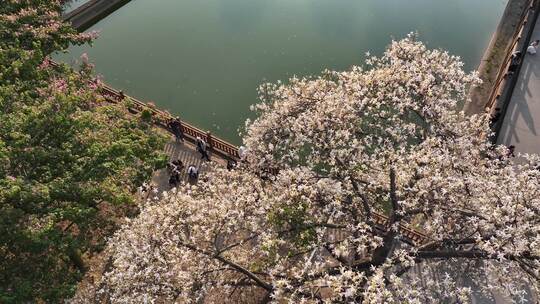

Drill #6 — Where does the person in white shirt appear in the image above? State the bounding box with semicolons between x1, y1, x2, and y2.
508;51;522;76
196;137;210;161
187;165;198;180
238;146;247;161
527;39;539;55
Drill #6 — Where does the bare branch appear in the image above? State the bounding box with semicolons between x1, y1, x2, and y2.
178;241;273;292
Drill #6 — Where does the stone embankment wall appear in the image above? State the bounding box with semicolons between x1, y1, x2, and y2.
466;0;529;115
63;0;132;31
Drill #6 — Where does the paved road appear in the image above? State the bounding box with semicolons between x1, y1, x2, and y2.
491;13;539;303
497;14;540;155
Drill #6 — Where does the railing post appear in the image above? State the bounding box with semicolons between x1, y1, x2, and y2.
206;131;213;150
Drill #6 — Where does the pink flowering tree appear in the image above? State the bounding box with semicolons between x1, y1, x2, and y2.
82;36;540;303
0;1;167;302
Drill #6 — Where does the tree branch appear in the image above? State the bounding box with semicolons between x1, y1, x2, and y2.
322;243;350;266
351;179;373;226
178;241;273;292
389;168;400;223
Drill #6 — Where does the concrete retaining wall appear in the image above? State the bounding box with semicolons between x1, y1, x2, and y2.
63;0;132;31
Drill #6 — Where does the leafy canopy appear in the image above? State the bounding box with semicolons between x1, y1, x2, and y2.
0;1;167;302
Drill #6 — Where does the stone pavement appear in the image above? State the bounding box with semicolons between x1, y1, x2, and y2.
151;136;228;191
497;14;540;155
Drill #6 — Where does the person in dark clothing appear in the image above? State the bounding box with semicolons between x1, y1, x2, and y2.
167;162;175;173
201;149;210;162
187;165;198;180
507;145;516;158
489;108;502;127
169;117;184;142
196;137;203;150
167;159;184;174
169;173;177;186
172;159;184;171
196;137;211;161
508;51;522;75
174;169;181;184
227;159;237;171
169;168;181;187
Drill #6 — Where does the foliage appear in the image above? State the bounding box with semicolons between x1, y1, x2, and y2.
140;108;154;123
85;35;540;303
0;1;167;302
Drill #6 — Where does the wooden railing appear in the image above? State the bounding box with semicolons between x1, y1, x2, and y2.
49;60;239;159
99;84;241;159
486;0;538;111
324;212;428;246
372;212;428;245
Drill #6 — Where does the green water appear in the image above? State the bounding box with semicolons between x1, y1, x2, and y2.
56;0;507;144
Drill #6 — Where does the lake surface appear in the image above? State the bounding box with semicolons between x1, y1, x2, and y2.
57;0;507;144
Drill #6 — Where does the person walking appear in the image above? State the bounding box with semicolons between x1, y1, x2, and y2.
171;159;184;171
174;168;181;184
196;136;211;161
507;145;516;158
238;145;248;162
169;171;178;187
168;166;181;187
508;51;522;76
527;40;539;55
196;137;203;151
187;165;198;180
227;159;237;170
169;117;184;142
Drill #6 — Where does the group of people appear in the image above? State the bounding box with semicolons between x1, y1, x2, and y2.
508;39;539;75
167;159;184;186
167;159;199;187
168;116;213;162
165;117;254;184
168;117;184;142
164;116;212;187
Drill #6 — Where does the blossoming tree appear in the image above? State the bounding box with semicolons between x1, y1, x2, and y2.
87;35;539;303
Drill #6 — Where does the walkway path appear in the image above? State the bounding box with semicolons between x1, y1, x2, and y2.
150;136;228;190
497;14;540;154
492;14;540;301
